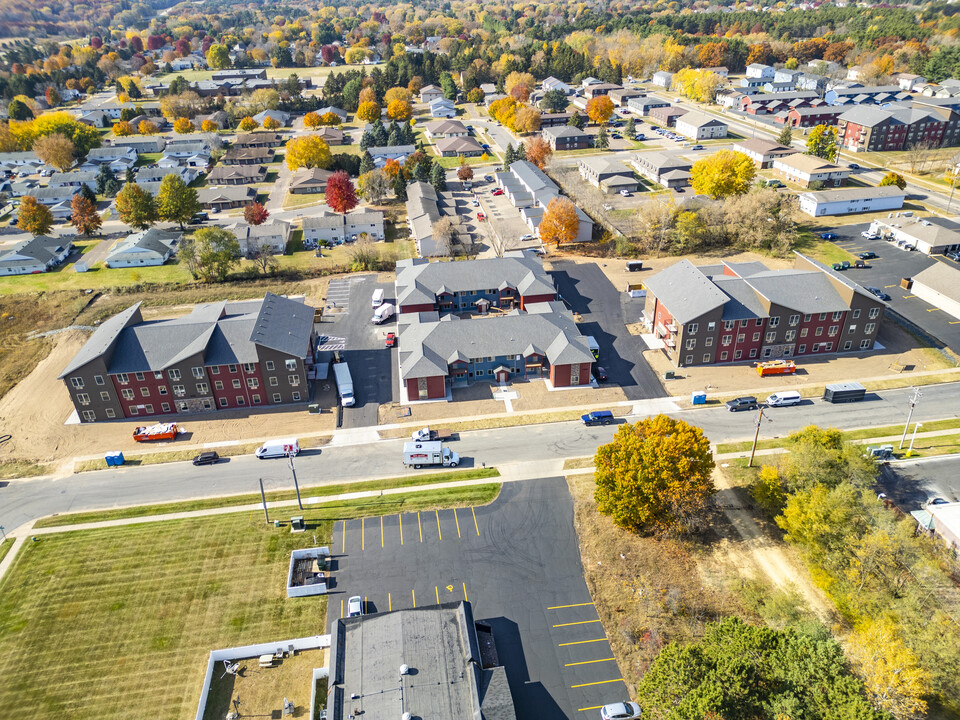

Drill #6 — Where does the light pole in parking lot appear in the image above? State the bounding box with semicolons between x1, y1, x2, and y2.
899;387;923;449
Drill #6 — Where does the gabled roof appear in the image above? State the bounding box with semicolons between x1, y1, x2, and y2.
108;228;180;260
0;235;70;268
395;254;555;307
913;261;960;303
435;136;484;153
642;260;729;324
59;303;144;378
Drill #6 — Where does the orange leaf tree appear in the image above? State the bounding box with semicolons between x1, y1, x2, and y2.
17;195;54;236
538;197;579;247
70;194;102;236
325;171;358;214
586;96;615;125
113;120;134;136
524;136;553;170
594;415;715;535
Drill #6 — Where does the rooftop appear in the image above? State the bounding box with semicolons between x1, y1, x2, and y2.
913;262;960;303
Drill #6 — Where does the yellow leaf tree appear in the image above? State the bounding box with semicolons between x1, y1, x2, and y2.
262;116;281;130
513;106;541;134
848;619;931;719
200;119;218;133
303;111;321;129
138;120;158;135
384;87;412;105
113;121;134;136
285;134;332;171
690;150;756;199
173;117;194;134
357;101;382;123
386;100;412;121
539;197;579;247
586;96;615;125
594;414;715;535
238;116;259;131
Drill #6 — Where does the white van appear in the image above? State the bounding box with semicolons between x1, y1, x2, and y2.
255;438;300;459
371;302;395;324
765;391;802;407
372;288;384;308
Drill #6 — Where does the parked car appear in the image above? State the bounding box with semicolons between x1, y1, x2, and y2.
581;410;615;426
861;230;879;239
519;233;534;241
947;251;960;262
866;286;891;301
594;366;609;381
725;396;759;412
385;332;396;348
600;702;643;720
347;596;363;617
192;451;221;466
619;189;632;197
635;133;646;140
691;144;703;150
831;261;850;271
849;163;861;169
492;188;504;196
859;251;877;260
820;232;838;240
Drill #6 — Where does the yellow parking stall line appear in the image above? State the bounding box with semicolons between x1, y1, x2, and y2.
399;514;404;545
565;658;615;667
418;512;423;543
435;509;443;540
578;707;605;713
412;589;416;607
884;284;900;288
361;518;365;551
436;586;440;604
388;593;392;612
903;295;915;299
463;582;468;602
559;638;607;647
454;508;462;539
553;619;602;628
340;599;344;619
571;679;623;689
380;516;384;548
471;507;480;536
547;602;594;610
341;522;346;554
950;320;960;325
927;307;940;312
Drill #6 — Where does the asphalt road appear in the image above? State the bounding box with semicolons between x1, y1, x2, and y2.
825;223;960;351
328;476;627;719
5;382;960;532
549;260;664;400
880;455;960;511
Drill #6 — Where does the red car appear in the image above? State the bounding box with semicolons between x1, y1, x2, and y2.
492;188;504;196
385;332;396;348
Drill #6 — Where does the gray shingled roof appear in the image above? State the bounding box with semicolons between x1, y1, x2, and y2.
642;260;729;324
712;276;768;320
744;270;849;313
0;235;70;269
249;292;314;357
207;164;267;182
913;261;960;302
58;303;143;378
395;254;555;307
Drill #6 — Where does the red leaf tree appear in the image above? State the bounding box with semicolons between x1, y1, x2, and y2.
244;201;270;226
325;171;358;215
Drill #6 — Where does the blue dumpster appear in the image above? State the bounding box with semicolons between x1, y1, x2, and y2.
691;391;707;405
105;451;124;466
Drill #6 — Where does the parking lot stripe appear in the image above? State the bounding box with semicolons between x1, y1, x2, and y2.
388;593;392;612
454;508;462;538
553;619;601;628
950;321;960;325
471;507;480;536
884;284;899;288
341;522;345;553
547;602;594;610
436;586;440;604
903;295;915;299
399;514;404;545
381;516;384;548
578;706;605;713
412;589;416;607
418;512;423;543
571;679;623;689
463;582;468;601
436;509;443;540
361;517;365;551
559;638;607;647
565;658;615;667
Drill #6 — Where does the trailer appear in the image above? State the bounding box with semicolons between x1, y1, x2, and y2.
823;382;866;403
403;441;460;468
756;359;796;376
132;422;180;442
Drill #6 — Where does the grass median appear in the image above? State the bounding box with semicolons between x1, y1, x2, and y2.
0;538;12;564
33;466;501;528
0;482;499;720
378;407;631;439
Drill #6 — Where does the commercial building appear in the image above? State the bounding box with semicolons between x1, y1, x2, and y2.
326;602;516;720
911;262;960;320
675;112;728;140
578;157;638;194
395;255;594;399
869;216;960;255
798;186;906;217
0;235;72;276
641;254;885;367
541;126;593;151
773;153;850;188
59;293;316;422
105;229;180;268
732;139;796;168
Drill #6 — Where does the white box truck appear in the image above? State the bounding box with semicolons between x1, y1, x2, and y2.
403;441;460;468
332;361;355;406
371;302;395;324
255;438;300;459
372;288;384;307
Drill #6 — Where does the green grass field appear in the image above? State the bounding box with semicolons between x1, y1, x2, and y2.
0;483;499;719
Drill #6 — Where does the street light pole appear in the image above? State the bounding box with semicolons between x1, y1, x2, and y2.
899;387;922;449
289;455;304;511
748;404;769;468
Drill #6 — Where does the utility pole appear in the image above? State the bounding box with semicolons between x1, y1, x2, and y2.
748;404;769;468
289;455;304;511
908;422;923;454
259;478;270;524
899;387;922;449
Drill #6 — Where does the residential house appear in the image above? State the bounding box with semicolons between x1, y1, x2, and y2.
111;136;166;154
779;106;844;128
166;132;223;151
49;170;98;191
798;186;906;217
105;228;181;267
315;127;345;145
197;186;257;212
652;71;674;89
302;208;385;245
675;113;727;140
193;111;230;130
715;89;746;109
704;66;729;78
608;88;641;107
222;147;274;165
429;98;456;118
649;106;687;127
740;77;768;91
746;63;775;79
774;69;803;85
796;73;829;93
642;254;885;367
630;151;692;190
0;152;41;167
76;109;111;128
542;77;572;95
234;132;285;148
773;154;850;188
81;146;138;173
763;81;796;93
732;139;796;168
0;235;72;276
825;86;910;106
289;168;334;194
316;106;349;123
847;66;864;82
423;119;469;140
627;96;670;115
58;293;316;421
496;161;593;243
228;219;292;256
207;165;268;185
404;181;466;257
541;126;592;151
368;144;416;167
212;69;268;82
578;157;638;194
26;184;81;208
252;109;290;127
583;83;621;99
435;136;484;157
135;166;200;186
419;85;444;104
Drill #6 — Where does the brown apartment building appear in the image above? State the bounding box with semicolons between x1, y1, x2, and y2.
642;254;885;367
59;293;316;422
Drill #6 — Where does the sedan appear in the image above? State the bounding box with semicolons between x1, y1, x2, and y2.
192;451;221;466
866;286;891;301
725;396;759;412
861;230;880;239
831;261;850;271
385;332;396;348
849;163;861;169
347;596;363;617
600;702;642;720
619;189;632;197
820;232;838;240
858;251;877;260
491;189;504;196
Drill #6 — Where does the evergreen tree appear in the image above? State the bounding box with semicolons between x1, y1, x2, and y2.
359;130;374;150
372;119;388;146
125;167;136;185
393;171;407;201
360;150;375;175
568;111;586;130
95;164;115;195
515;143;526;161
79;183;97;204
414;159;431;182
430;161;447;191
596;126;609;150
403;121;415;144
503;143;515;172
625;117;636;139
777;125;794;146
387;128;401;147
104;176;122;197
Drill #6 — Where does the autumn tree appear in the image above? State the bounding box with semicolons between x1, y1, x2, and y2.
70;193;101;236
325;171;358;214
514;106;541;134
524;136;553;170
200;119;218;133
586;96;615;125
456;159;474;183
179;227;241;282
115;182;159;229
386;99;413;121
674;68;723;104
205;43;231;70
33;133;75;172
285;135;332;171
16;195;54;236
138;120;158;135
304;111;322;129
252;243;278;275
807;124;839;161
244;201;270;226
113;121;134;136
266;115;284;130
357;101;381;123
690;150;756;199
880;172;907;190
849;619;931;719
319;112;342;126
539;197;579;247
173;117;194;134
157;174;201;229
238;116;259;132
384;87;412;105
359;169;388;205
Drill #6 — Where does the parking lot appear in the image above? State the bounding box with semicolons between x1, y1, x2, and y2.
327;477;630;719
826;223;960;352
880;456;960;511
549;260;665;400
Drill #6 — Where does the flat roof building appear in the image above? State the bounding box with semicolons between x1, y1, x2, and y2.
798;186;906;217
870;216;960;255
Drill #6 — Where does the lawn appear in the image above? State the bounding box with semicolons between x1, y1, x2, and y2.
792;232;856;265
0;538;13;564
282;191;325;210
0;259;195;295
0;482;499;719
435;155;497;169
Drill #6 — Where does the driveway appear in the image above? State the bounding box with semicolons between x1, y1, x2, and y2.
324;274;398;428
549;260;665;400
328;476;630;719
825;223;960;352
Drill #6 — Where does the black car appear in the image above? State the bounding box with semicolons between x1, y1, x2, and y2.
725;396;759;412
858;251;877;260
581;410;614;426
192;451;221;466
866;286;891;301
594;366;609;381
